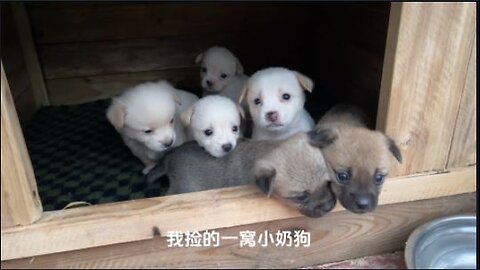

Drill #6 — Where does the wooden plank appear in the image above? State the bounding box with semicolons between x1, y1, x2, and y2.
27;3;315;44
2;192;475;268
1;166;475;260
46;68;200;105
0;63;43;228
10;2;50;106
448;33;477;168
0;2;30;100
38;30;308;79
376;3;476;176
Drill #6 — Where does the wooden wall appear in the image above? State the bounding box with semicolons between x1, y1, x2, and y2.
26;3;319;105
1;3;36;126
25;2;391;125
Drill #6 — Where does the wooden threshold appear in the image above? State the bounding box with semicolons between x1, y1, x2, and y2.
0;166;476;261
1;192;476;268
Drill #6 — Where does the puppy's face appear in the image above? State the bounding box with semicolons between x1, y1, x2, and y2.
254;132;337;218
240;68;313;132
196;47;244;93
310;127;402;214
182;96;243;157
106;82;180;152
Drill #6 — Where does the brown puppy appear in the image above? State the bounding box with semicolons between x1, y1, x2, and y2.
312;105;402;214
254;131;338;218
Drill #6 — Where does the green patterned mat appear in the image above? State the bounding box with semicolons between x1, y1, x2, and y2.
24;99;169;211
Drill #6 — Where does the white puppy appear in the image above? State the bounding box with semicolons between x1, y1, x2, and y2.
195;46;249;104
181;95;244;158
106;80;199;174
239;67;315;141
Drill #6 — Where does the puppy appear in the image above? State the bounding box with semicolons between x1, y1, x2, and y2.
147;132;337;218
312;105;402;214
239;67;315;141
181;95;244;158
195;46;249;104
106;80;199;174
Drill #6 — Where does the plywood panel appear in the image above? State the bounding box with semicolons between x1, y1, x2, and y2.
1;64;43;228
39;31;308;80
2;192;475;268
1;166;475;260
376;3;476;176
447;33;477;168
27;3;315;44
46;68;199;105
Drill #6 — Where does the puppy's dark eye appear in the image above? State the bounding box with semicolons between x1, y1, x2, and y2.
293;192;309;203
336;171;350;184
201;67;207;73
374;173;385;185
220;73;227;79
204;129;213;136
282;93;291;100
254;98;262;105
170;118;174;124
232;125;238;132
144;129;152;134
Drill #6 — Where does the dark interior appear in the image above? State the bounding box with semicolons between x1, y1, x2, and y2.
1;2;391;210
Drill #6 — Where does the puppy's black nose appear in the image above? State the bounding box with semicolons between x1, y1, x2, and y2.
222;143;233;152
355;196;371;209
206;80;213;87
163;140;174;147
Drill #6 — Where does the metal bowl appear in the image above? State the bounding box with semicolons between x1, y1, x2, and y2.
405;214;476;269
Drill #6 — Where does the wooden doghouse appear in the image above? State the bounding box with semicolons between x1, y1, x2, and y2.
1;2;476;268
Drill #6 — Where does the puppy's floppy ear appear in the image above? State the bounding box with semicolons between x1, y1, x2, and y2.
384;134;402;163
106;100;127;131
236;104;245;119
307;127;337;148
294;71;314;93
238;84;248;104
235;59;244;75
180;105;195;127
195;53;204;64
254;162;276;197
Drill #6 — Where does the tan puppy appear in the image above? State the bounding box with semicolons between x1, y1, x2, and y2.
312;105;402;214
147;132;337;218
254;131;338;218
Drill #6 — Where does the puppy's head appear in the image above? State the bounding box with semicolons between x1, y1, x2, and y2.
309;126;402;214
254;132;337;218
106;81;181;152
239;67;313;132
196;46;244;93
181;95;243;157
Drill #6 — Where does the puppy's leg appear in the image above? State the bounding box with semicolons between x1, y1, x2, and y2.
142;161;156;175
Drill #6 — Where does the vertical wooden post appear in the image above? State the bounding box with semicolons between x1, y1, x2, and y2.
1;62;43;228
377;3;476;176
10;2;50;107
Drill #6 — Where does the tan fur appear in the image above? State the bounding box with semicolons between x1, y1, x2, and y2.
106;102;126;131
294;71;314;92
315;106;402;213
254;133;336;218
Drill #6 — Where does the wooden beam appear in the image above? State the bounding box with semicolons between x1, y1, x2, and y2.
1;63;43;229
448;33;477;168
10;2;50;106
1;166;475;260
376;3;476;176
2;193;475;268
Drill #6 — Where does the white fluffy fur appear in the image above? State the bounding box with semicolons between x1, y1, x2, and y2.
196;46;249;104
181;95;243;158
106;80;199;174
240;67;315;141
